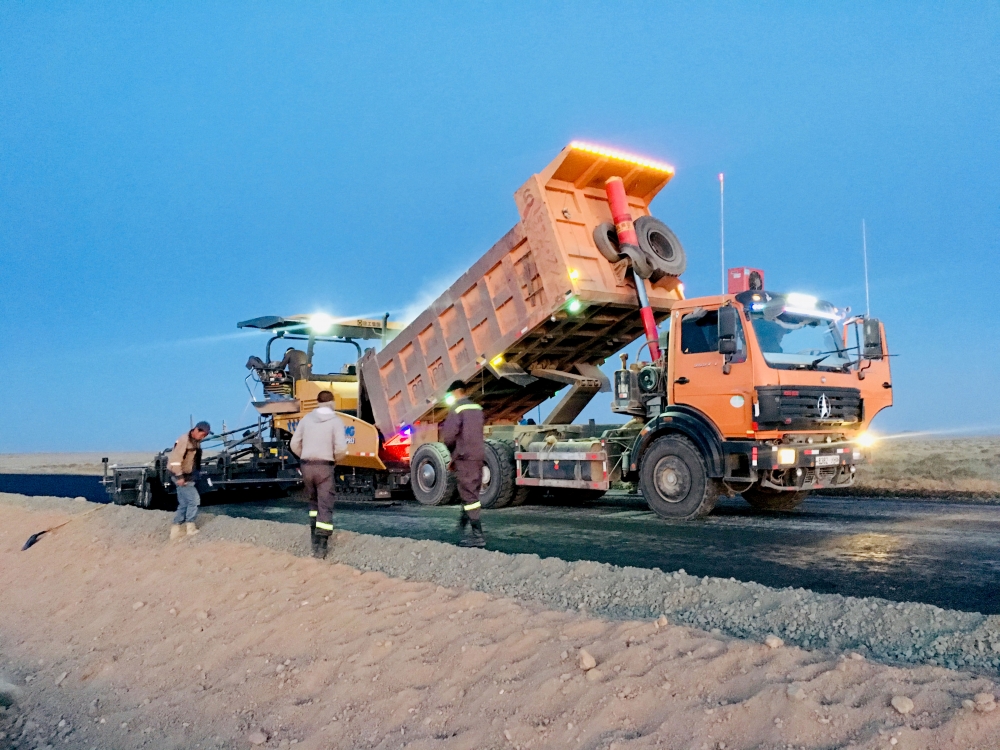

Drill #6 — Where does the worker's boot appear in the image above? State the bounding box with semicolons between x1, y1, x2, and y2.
458;519;486;548
185;522;199;536
310;530;321;557
457;509;470;532
170;524;184;541
313;535;329;560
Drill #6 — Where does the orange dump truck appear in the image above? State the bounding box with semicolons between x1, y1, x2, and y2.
356;142;892;517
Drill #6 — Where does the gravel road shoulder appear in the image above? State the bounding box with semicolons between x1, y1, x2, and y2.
4;492;1000;679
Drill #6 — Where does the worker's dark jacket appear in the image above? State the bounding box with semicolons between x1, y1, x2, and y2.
278;349;311;380
440;398;484;464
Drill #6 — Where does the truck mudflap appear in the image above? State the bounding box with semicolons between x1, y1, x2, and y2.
514;449;610;491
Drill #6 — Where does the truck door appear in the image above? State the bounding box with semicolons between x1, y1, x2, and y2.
670;307;754;437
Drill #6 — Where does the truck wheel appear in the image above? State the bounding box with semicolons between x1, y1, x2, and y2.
634;216;686;278
742;485;810;511
480;440;516;509
410;443;456;506
592;222;622;263
638;435;720;519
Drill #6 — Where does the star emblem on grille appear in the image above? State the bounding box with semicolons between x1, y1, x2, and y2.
817;394;832;419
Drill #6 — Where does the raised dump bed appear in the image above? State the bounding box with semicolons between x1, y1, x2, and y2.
359;142;685;437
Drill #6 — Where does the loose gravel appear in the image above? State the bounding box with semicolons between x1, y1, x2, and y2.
7;492;1000;678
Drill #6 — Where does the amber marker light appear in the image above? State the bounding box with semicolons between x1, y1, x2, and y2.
568;141;675;175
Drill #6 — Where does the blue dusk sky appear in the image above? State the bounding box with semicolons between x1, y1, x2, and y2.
1;2;998;452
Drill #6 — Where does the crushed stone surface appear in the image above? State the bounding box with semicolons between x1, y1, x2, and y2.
2;495;1000;750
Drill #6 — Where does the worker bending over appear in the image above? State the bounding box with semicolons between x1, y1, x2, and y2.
290;390;347;558
440;380;486;548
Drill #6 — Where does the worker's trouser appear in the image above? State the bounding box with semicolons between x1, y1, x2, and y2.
173;482;200;524
455;457;482;521
301;461;336;536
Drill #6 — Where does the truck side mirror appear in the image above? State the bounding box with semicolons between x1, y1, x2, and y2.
863;318;883;359
718;306;738;355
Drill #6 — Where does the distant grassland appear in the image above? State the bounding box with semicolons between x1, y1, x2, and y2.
851;437;1000;497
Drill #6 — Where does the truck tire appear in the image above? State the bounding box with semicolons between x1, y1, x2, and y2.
638;435;720;519
480;439;516;509
410;442;457;506
634;216;686;278
592;222;622;263
741;485;810;511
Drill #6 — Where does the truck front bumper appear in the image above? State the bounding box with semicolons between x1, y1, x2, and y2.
724;440;863;491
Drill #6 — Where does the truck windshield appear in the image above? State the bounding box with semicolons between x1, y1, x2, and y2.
748;301;850;370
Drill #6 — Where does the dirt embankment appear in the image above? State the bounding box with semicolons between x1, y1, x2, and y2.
2;498;1000;749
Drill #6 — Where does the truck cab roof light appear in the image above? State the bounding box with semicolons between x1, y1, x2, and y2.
782;306;841;320
786;293;818;308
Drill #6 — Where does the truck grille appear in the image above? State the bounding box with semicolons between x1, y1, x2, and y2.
756;386;862;430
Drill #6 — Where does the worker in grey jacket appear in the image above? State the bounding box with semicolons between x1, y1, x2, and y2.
290;390;348;558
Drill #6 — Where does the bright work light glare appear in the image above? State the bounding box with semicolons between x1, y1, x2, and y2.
778;448;796;465
309;313;336;334
444;394;456;406
569;269;580;280
786;293;817;308
854;432;877;448
491;355;504;367
567;299;583;313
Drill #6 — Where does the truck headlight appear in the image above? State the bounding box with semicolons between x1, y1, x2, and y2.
854;432;877;448
778;448;796;465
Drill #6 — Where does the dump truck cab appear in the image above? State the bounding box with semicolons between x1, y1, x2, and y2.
612;289;892;517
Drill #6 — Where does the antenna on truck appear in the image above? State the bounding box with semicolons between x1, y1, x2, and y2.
862;219;871;317
719;173;725;294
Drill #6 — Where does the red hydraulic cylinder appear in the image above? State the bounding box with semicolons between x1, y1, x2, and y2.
605;176;661;361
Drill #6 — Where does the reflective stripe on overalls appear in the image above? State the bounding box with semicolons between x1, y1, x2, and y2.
315;521;334;532
454;403;483;413
309;510;318;517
